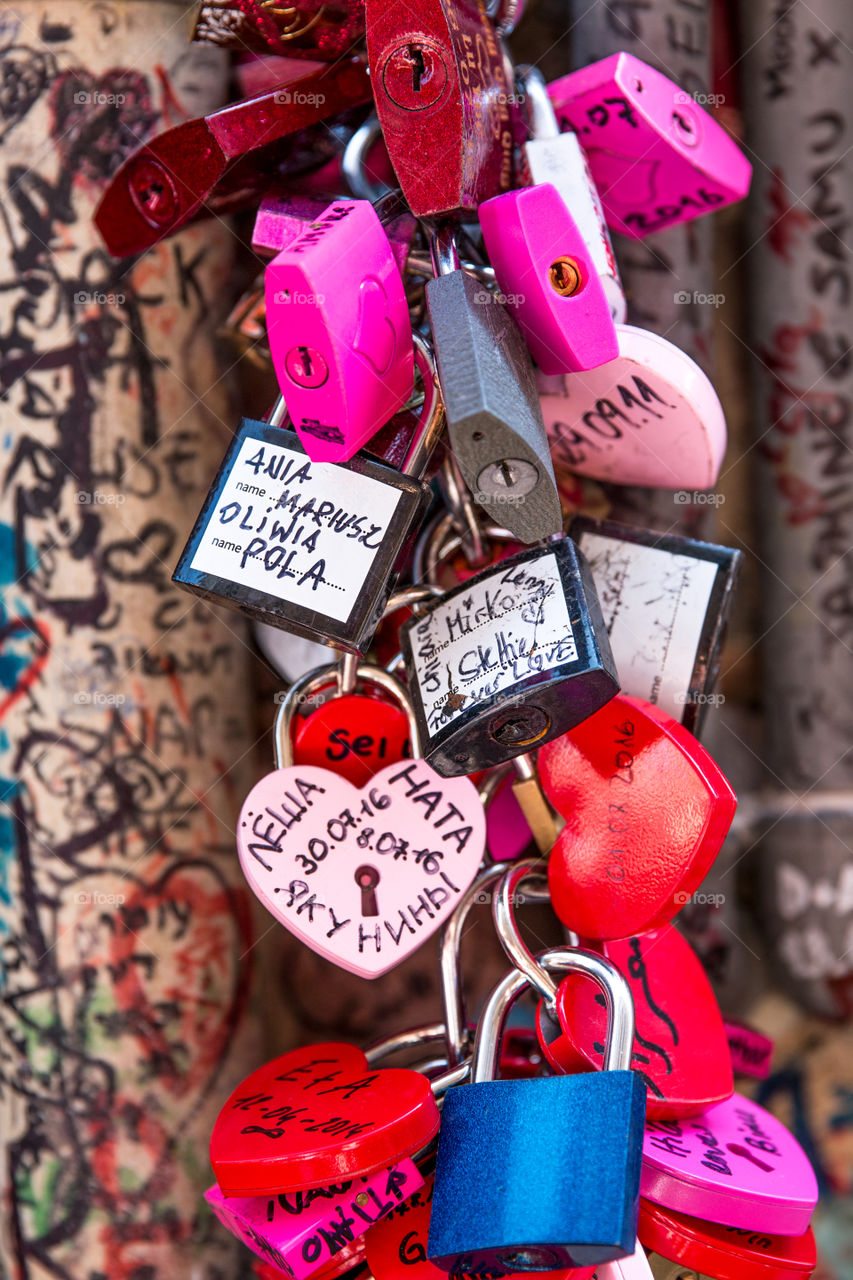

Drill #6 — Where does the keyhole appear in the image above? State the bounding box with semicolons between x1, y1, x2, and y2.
726;1142;774;1173
408;44;426;92
298;345;313;377
355;865;380;916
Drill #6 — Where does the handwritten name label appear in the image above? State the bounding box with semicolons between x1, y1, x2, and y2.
405;555;576;734
189;435;401;622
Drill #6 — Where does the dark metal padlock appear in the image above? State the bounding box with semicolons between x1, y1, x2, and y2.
426;228;562;545
400;537;619;776
569;517;741;738
365;0;514;216
172;337;443;654
427;947;647;1272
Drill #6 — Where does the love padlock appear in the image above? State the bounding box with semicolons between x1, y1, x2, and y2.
206;1162;423;1279
365;0;514;216
428;948;646;1272
400;538;619;776
254;192;418;278
641;1094;818;1235
546;54;752;239
426;227;562;544
536;926;733;1120
539;695;737;941
173;337;443;655
237;667;486;978
639;1198;817;1280
569;518;741;738
539;325;727;492
210;1042;440;1196
265;197;414;463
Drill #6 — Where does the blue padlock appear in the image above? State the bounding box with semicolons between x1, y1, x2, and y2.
427;947;647;1273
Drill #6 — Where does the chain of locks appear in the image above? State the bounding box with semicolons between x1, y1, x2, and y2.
95;2;821;1278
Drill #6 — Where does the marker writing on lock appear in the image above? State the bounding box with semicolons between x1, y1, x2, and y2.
605;718;635;884
550;374;673;465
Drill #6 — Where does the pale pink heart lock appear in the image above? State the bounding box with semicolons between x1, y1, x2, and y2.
539;324;727;490
237;666;486;978
641;1092;818;1235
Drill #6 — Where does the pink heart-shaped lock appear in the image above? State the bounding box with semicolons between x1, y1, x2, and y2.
539;325;726;490
641;1093;818;1235
237;761;486;978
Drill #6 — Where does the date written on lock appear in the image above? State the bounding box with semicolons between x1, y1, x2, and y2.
400;540;619;776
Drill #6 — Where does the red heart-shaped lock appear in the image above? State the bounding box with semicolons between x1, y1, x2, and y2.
294;693;412;785
366;1180;597;1280
540;696;736;940
211;1043;439;1196
537;926;734;1119
638;1198;817;1279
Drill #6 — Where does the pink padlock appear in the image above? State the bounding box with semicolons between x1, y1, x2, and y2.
206;1160;423;1279
265;198;414;463
547;54;752;239
479;183;619;375
254;193;418;277
539;324;727;490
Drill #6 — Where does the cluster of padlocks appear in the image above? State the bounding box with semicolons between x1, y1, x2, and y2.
95;2;820;1277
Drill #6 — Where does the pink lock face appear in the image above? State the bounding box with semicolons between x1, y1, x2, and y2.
236;761;486;978
265;199;413;464
547;53;752;239
539;325;727;490
641;1093;818;1236
479;184;618;376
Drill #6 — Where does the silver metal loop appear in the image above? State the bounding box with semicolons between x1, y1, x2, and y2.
487;0;524;35
268;394;287;427
516;63;559;140
406;250;496;286
430;1059;471;1097
412;509;517;586
342;116;391;201
364;1022;447;1065
429;224;462;277
472;947;635;1084
438;454;488;567
492;859;559;1012
439;863;507;1066
403;332;445;478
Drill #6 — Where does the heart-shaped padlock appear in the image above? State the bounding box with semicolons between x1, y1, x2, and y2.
537;927;733;1119
540;696;737;941
641;1093;818;1235
238;667;486;978
210;1043;440;1196
638;1198;817;1279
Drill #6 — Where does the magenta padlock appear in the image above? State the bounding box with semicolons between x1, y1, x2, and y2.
265;198;414;464
254;193;418;277
547;53;752;239
479;183;619;375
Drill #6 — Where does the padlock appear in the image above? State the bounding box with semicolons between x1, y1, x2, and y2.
95;58;372;255
546;54;752;239
172;337;443;655
265;196;414;463
641;1093;818;1234
569;518;742;737
254;1236;366;1280
723;1020;773;1081
539;695;737;942
254;191;418;278
427;946;646;1272
206;1160;423;1279
365;0;514;216
479;182;619;374
639;1198;817;1280
400;537;619;776
536;926;734;1120
236;664;487;978
515;63;625;324
539;325;727;491
209;1041;442;1196
426;227;562;544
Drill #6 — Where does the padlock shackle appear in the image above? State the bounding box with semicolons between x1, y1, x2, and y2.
516;63;560;141
430;224;462;278
267;394;287;427
472;947;635;1082
412;510;517;586
493;859;559;1012
438;454;489;568
402;333;445;478
342;115;391;202
273;661;422;767
439;863;506;1067
364;1022;448;1065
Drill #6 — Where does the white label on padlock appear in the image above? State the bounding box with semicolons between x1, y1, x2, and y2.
578;532;718;723
190;436;402;622
408;553;577;733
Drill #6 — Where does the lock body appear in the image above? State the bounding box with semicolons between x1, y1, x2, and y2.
266;199;414;463
173;417;430;654
427;1073;646;1271
480;183;619;374
547;53;752;239
401;539;620;776
639;1198;818;1280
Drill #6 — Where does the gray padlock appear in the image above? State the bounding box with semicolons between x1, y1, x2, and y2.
426;226;563;545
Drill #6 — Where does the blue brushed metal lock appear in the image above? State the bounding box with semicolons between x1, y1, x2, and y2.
427;948;647;1273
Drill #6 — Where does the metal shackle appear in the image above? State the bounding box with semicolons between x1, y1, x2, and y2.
492;858;560;1013
516;62;560;140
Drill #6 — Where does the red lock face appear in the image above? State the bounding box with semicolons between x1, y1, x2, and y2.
539;695;737;941
293;691;412;785
638;1198;817;1279
536;926;734;1119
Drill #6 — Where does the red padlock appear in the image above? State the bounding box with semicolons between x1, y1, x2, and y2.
539;695;737;941
638;1198;817;1279
292;667;413;786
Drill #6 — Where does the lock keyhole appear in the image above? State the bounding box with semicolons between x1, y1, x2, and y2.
355;865;380;916
408;44;426;93
298;346;313;377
